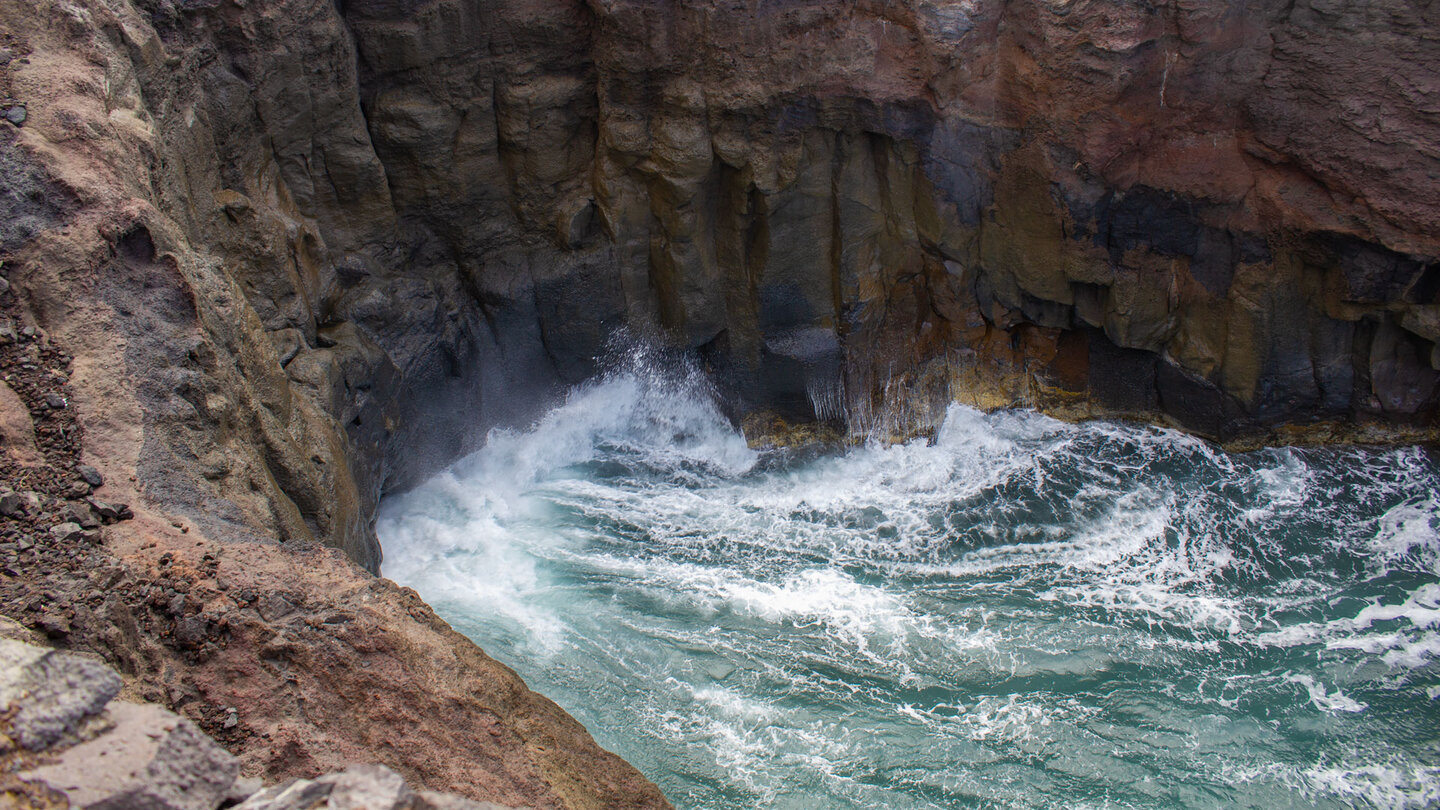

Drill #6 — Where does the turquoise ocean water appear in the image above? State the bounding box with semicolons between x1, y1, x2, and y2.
379;352;1440;809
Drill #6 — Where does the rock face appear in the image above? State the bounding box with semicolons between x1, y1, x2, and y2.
341;0;1440;442
0;0;1436;806
2;0;1437;566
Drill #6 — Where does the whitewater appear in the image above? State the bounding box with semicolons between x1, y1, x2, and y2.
378;349;1440;809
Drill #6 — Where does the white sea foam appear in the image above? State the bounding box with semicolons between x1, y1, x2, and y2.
1258;583;1440;671
1370;497;1440;575
1285;673;1368;713
379;346;1440;810
1299;762;1440;810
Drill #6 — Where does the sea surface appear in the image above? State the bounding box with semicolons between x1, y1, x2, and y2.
379;349;1440;809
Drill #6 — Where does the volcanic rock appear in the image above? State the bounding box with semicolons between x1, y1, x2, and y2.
23;700;239;810
0;637;121;750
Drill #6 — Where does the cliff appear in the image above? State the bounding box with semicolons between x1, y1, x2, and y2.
0;0;1436;805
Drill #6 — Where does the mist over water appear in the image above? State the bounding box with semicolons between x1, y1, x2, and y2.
379;347;1440;809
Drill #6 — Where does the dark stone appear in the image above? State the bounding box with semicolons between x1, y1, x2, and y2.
4;106;26;126
1083;187;1200;261
1321;233;1433;305
1155;361;1251;439
61;502;99;530
1086;329;1158;413
1369;319;1440;417
925;119;1017;226
1188;228;1236;299
175;616;209;648
86;498;121;521
0;128;72;254
0;492;25;518
77;465;103;488
48;522;83;542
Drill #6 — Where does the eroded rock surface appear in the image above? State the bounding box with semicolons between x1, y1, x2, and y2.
0;635;529;810
1;0;1435;571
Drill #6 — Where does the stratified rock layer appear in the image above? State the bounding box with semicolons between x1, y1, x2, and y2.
3;0;1437;557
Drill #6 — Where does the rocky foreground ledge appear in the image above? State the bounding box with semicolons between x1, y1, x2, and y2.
0;313;668;807
0;632;518;809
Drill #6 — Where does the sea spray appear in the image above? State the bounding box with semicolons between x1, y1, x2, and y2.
379;353;1440;809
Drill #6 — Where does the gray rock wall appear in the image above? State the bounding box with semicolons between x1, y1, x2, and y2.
1;0;1437;572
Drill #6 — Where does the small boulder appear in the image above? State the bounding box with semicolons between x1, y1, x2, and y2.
0;491;27;517
0;638;121;750
49;522;83;542
61;502;100;530
77;464;103;488
4;106;26;126
235;765;411;810
43;392;65;409
22;701;239;810
174;616;210;649
233;765;518;810
86;498;121;521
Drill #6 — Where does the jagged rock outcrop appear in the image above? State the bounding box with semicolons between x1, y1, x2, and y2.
0;635;528;810
0;633;242;809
